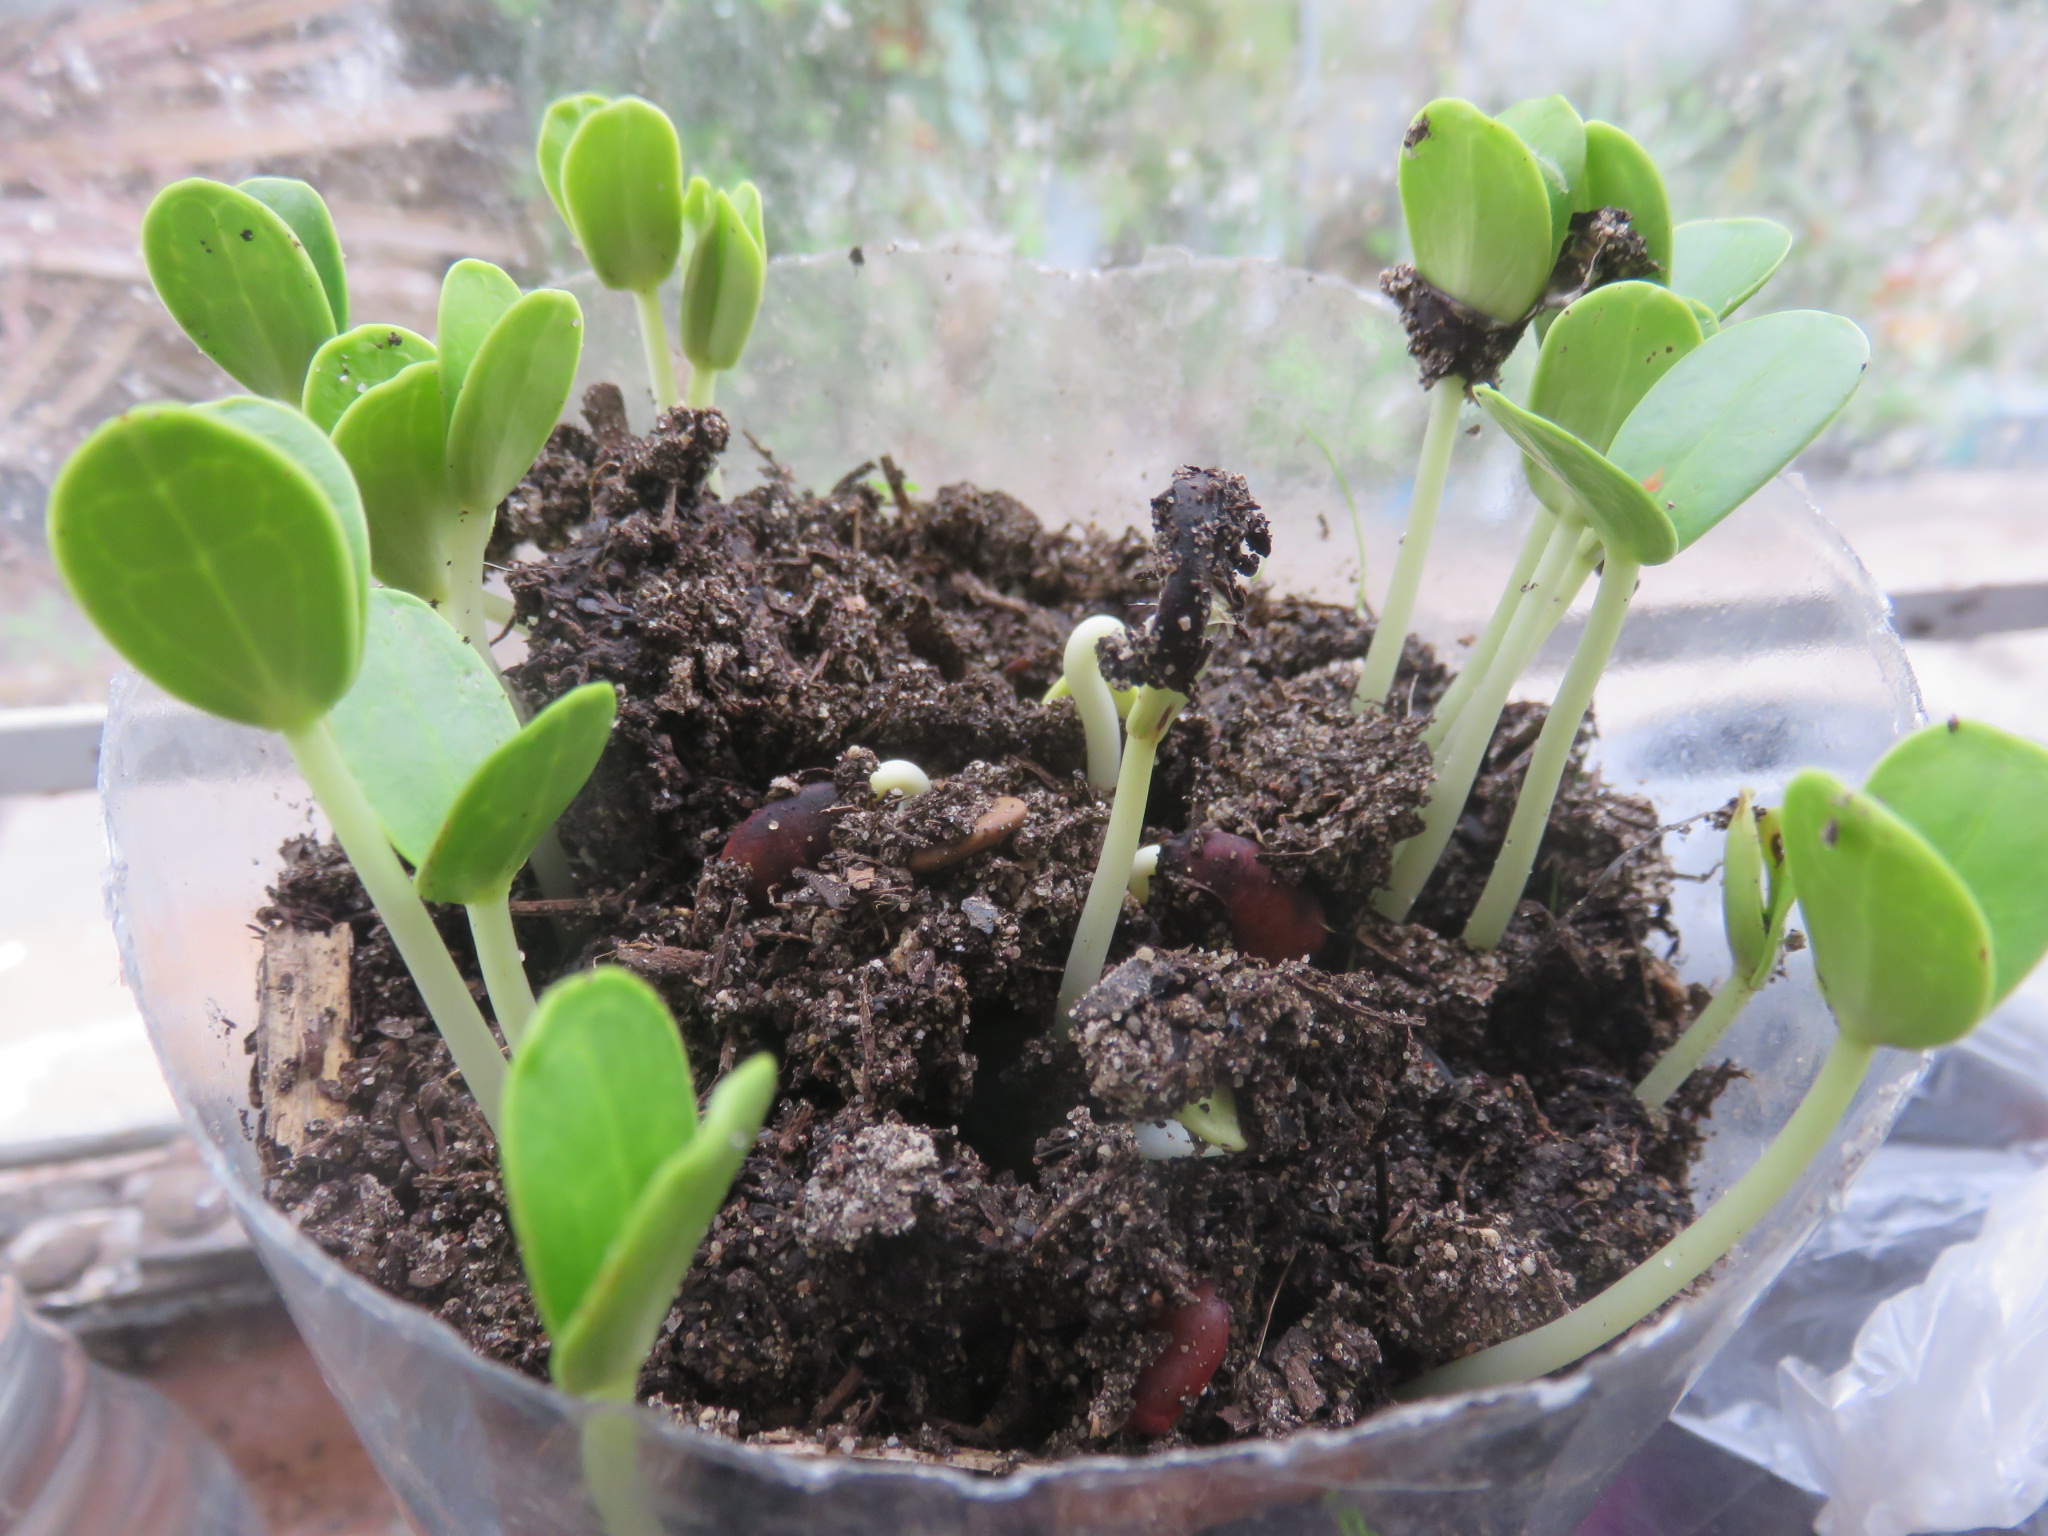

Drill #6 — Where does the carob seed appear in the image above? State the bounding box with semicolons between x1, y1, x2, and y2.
1128;1280;1230;1437
721;781;839;906
908;795;1028;874
1162;828;1328;963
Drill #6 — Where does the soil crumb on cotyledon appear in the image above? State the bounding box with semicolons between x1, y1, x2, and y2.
259;394;1716;1466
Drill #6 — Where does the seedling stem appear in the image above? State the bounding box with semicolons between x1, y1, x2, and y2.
1407;1033;1874;1396
1355;381;1462;710
633;289;680;411
1464;553;1642;949
284;718;507;1124
1423;507;1558;751
468;895;538;1047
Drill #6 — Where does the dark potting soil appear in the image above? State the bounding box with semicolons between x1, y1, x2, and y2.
259;390;1724;1468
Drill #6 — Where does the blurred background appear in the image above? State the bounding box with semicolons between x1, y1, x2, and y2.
4;1;2048;1530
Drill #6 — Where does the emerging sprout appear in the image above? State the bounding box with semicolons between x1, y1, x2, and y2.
1636;790;1793;1109
680;180;767;410
47;402;508;1123
330;589;617;1044
1411;720;2048;1396
1059;615;1130;794
539;94;687;410
143;176;346;402
502;966;777;1402
1056;467;1269;1026
869;759;933;800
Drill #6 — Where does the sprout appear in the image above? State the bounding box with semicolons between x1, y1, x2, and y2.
143;176;345;401
1353;97;1669;712
1635;790;1793;1109
329;589;617;1044
869;759;933;800
1056;468;1269;1027
1409;720;2048;1396
329;259;584;666
1377;302;1870;944
539;94;687;410
47;401;508;1124
502;967;777;1400
1128;843;1161;904
1058;615;1130;794
680;180;767;410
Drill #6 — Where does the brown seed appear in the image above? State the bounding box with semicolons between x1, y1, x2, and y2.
908;796;1028;873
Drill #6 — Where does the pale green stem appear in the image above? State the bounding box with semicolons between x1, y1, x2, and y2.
579;1404;663;1536
1057;687;1183;1027
1424;507;1560;752
1464;554;1642;950
1406;1034;1877;1397
1355;381;1464;711
1063;615;1128;794
632;288;680;413
283;719;506;1127
1374;536;1597;922
466;894;536;1050
1635;973;1758;1110
686;366;718;411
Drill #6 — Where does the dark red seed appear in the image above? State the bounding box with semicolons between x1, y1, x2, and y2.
721;781;837;906
1128;1280;1229;1437
1162;829;1327;963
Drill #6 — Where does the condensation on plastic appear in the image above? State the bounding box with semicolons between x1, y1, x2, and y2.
1673;991;2048;1535
0;1270;264;1535
104;252;1925;1536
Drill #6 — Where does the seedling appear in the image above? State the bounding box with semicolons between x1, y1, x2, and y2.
1059;615;1131;794
328;259;583;665
869;759;933;800
1055;468;1270;1029
540;94;688;410
1411;720;2048;1395
1636;790;1794;1109
1354;96;1668;709
1377;301;1870;944
329;588;617;1043
47;400;508;1123
500;967;775;1530
680;178;767;410
143;176;348;401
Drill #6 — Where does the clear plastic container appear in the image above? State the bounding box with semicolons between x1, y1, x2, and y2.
102;252;1923;1536
0;1269;263;1535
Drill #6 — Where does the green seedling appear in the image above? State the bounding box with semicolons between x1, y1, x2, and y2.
539;93;687;410
1354;97;1555;710
329;260;583;663
47;401;507;1124
1412;719;2048;1396
681;180;767;410
502;967;776;1401
1057;616;1130;795
502;966;776;1534
302;324;436;432
330;588;617;1044
1636;790;1795;1108
1380;306;1869;945
143;176;345;401
1056;470;1269;1034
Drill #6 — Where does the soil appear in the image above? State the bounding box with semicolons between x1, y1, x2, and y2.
258;391;1724;1468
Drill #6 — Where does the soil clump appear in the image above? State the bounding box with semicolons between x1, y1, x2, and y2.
260;394;1715;1465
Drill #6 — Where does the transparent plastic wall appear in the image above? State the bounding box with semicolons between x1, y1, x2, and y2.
106;254;1922;1536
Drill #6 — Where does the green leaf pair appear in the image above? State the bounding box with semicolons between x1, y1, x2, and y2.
539;94;686;297
143;177;350;402
1496;95;1672;280
48;398;367;731
1782;721;2048;1051
1670;219;1794;323
330;588;616;904
681;178;766;379
328;260;583;606
1399;96;1670;326
1475;305;1869;564
501;968;777;1399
